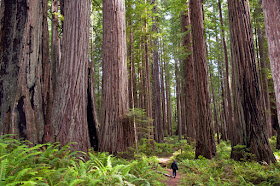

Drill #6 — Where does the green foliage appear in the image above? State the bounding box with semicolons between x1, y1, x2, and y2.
174;139;280;185
0;135;163;185
125;108;154;139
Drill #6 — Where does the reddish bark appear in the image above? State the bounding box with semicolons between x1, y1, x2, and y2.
228;0;276;163
190;0;216;159
262;0;280;139
99;0;134;153
181;4;196;140
52;0;91;152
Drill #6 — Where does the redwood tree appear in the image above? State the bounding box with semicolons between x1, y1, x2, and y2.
151;0;164;143
181;2;196;140
99;0;134;153
262;0;280;148
228;0;276;163
0;0;49;144
51;0;91;152
190;0;216;159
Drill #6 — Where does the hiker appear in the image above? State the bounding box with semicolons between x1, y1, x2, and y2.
170;160;178;178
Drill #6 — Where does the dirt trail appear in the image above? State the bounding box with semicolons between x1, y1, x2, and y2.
158;157;181;186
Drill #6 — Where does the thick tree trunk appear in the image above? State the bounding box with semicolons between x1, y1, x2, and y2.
0;0;47;144
262;0;280;140
52;0;91;152
190;0;216;159
228;0;276;163
99;0;134;153
181;3;196;140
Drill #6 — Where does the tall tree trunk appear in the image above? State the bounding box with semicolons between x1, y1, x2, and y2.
127;2;137;109
218;0;233;142
210;66;220;144
228;0;276;163
262;0;280;142
87;25;100;151
52;0;91;152
256;1;272;137
175;60;182;141
182;2;196;140
42;0;53;143
0;0;47;144
99;0;134;153
138;38;145;110
43;0;61;143
144;7;153;142
160;42;167;136
151;0;163;143
217;34;228;141
165;60;173;136
190;0;216;159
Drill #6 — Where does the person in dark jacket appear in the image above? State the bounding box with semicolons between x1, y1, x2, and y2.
170;160;178;178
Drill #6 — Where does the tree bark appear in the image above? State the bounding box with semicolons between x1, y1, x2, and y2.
52;0;91;152
43;0;60;143
0;0;48;144
99;0;134;153
181;3;196;140
218;0;233;142
256;9;272;138
160;42;167;136
228;0;276;163
151;0;163;143
42;0;53;143
175;60;182;141
262;0;280;140
210;66;220;144
190;0;216;159
165;60;173;136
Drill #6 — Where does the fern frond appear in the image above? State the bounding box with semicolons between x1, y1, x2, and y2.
0;159;8;181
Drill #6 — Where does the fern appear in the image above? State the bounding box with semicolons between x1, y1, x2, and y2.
0;159;8;182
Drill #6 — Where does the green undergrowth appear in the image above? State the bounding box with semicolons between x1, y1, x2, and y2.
118;136;187;159
2;134;280;186
175;139;280;185
0;135;165;186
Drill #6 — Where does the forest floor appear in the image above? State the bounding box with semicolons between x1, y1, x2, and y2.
159;156;181;186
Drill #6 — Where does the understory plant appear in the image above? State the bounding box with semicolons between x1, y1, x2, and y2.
0;135;163;185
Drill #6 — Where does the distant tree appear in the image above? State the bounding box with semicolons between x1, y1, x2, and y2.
151;0;164;143
218;0;233;141
190;0;216;159
228;0;276;163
